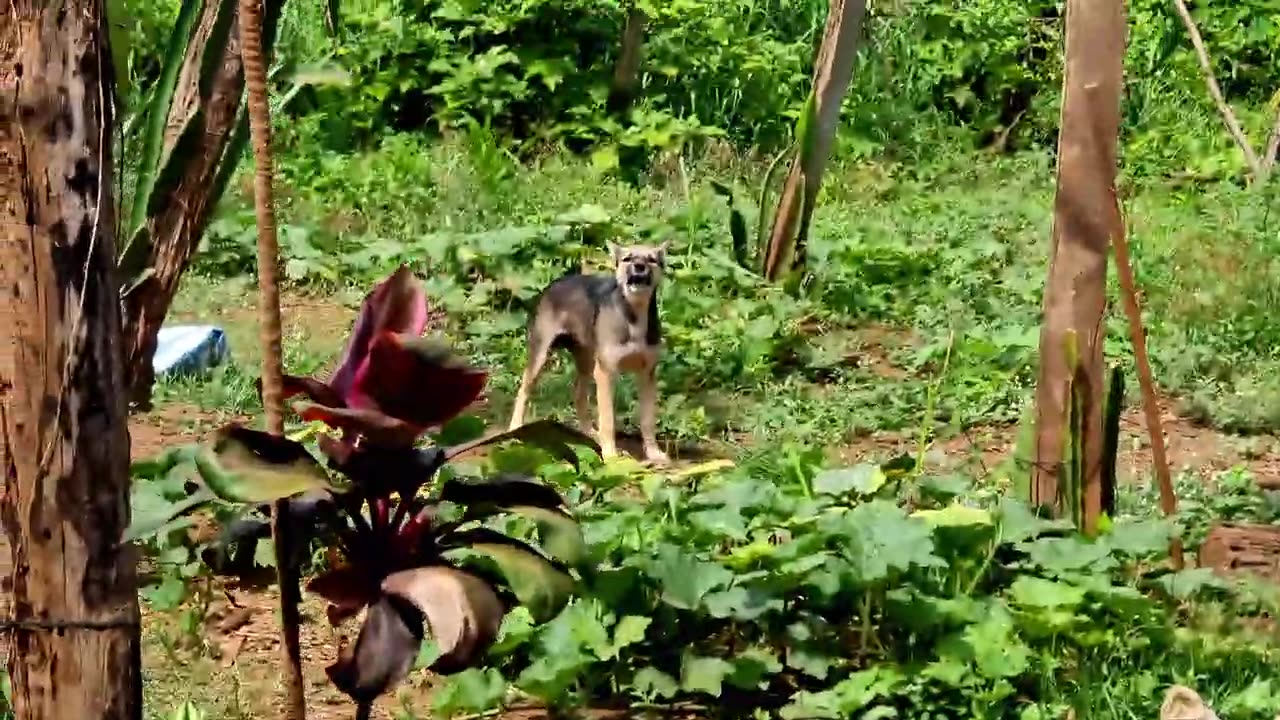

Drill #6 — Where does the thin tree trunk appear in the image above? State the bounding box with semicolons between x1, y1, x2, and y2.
606;5;647;115
0;1;143;717
1264;107;1280;175
236;0;307;717
1031;0;1126;532
762;0;867;282
120;0;248;407
1169;0;1264;181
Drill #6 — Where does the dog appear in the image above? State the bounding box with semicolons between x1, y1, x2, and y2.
508;241;671;464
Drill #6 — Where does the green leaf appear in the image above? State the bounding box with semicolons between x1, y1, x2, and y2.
128;0;202;240
727;647;781;690
603;615;651;660
840;500;943;583
488;606;536;656
432;667;507;716
961;607;1030;679
193;425;345;503
445;537;575;623
1008;576;1086;609
647;544;734;610
167;700;206;720
445;419;600;470
911;503;992;527
631;667;678;700
680;654;732;697
1157;568;1227;599
1103;518;1174;557
508;505;587;567
123;486;215;543
1020;536;1116;576
813;464;885;496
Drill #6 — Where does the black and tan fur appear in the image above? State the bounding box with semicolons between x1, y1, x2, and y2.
508;241;671;463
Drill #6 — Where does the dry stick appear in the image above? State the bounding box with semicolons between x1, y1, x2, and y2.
236;0;308;717
1170;0;1263;180
1111;209;1185;569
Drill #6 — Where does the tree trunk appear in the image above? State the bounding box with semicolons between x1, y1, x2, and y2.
762;0;867;282
119;0;247;407
606;4;647;115
0;1;143;718
1031;0;1126;531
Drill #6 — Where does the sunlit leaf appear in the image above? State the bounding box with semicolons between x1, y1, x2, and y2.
911;503;993;527
1008;576;1086;609
445;531;575;623
681;653;732;696
194;425;346;503
381;566;505;674
445;419;601;469
123;485;215;543
813;464;886;496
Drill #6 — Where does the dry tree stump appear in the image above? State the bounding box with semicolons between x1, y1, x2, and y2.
1197;523;1280;581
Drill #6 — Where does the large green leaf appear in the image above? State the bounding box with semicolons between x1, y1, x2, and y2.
193;424;346;503
122;486;215;543
445;419;600;470
444;531;575;623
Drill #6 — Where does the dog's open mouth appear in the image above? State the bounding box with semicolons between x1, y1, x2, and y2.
625;273;652;287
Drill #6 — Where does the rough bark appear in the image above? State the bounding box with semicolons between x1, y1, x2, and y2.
606;5;647;115
236;0;307;716
120;0;247;408
1031;0;1125;531
762;0;867;282
0;1;143;718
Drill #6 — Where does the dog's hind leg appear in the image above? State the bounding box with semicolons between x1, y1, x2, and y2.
570;347;595;434
509;328;555;430
638;365;669;464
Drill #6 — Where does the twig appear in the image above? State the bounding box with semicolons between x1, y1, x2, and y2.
1111;201;1184;569
1169;0;1263;180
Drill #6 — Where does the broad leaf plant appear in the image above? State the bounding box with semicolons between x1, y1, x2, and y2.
126;266;599;713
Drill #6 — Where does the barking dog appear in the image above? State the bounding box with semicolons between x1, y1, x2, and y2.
509;241;671;463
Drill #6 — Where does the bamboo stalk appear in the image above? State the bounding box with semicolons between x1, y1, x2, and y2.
236;0;309;715
1111;205;1185;569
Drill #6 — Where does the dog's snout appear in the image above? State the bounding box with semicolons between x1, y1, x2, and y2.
630;261;650;275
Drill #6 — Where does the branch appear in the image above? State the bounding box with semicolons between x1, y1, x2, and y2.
1263;102;1280;177
1170;0;1263;179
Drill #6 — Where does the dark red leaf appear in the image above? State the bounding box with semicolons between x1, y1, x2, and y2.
307;566;381;622
439;474;567;510
294;402;425;448
322;444;446;497
352;333;487;429
329;266;429;406
325;596;423;702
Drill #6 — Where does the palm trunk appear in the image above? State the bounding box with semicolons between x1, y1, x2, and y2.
0;1;143;717
762;0;867;282
1031;0;1126;532
236;0;307;717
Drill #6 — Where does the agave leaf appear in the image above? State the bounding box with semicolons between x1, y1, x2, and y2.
194;425;346;503
325;596;423;704
146;109;205;219
351;333;487;428
122;486;216;543
127;0;202;240
756;142;796;256
330;266;430;405
294;402;424;448
380;566;505;674
444;530;575;623
438;474;567;509
444;419;600;469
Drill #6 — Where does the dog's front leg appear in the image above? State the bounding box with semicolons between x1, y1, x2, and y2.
638;366;669;464
593;363;618;458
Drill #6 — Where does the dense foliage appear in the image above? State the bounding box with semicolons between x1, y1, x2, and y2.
116;0;1280;178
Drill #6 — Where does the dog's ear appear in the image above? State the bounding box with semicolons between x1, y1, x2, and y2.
609;243;623;264
656;240;672;263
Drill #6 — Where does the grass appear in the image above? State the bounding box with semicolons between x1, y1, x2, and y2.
131;130;1280;719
